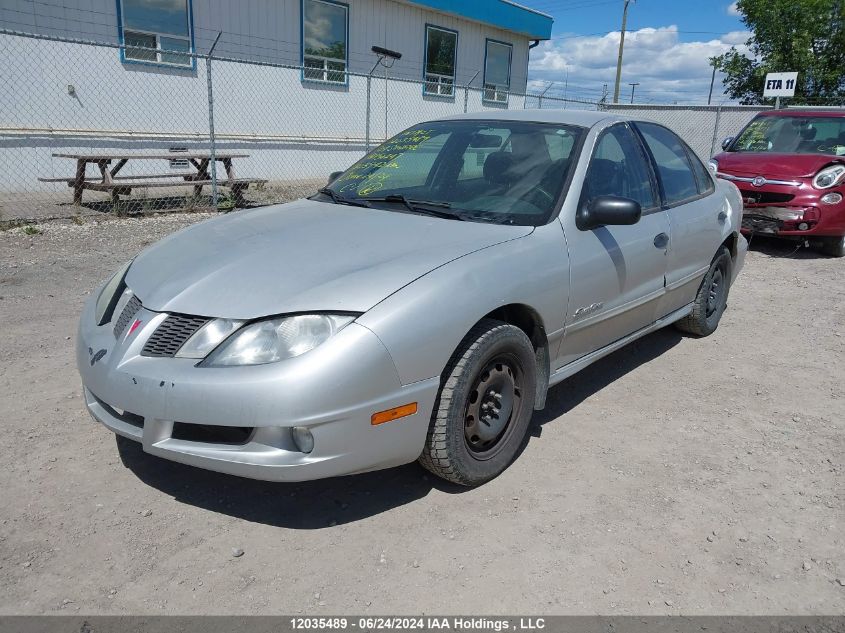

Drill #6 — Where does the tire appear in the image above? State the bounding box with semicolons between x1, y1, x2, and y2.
819;235;845;258
675;247;732;337
419;318;537;486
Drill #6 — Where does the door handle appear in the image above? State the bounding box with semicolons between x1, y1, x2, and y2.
653;232;669;249
718;210;728;222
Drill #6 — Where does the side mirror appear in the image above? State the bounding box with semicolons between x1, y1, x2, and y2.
328;171;344;184
721;136;734;151
577;195;642;231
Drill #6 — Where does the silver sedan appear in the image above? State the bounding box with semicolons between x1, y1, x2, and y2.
76;110;747;486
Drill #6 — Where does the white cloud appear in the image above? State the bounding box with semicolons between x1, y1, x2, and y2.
722;30;751;45
528;26;752;104
727;2;741;16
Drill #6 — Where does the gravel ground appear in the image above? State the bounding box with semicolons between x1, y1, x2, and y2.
0;214;843;615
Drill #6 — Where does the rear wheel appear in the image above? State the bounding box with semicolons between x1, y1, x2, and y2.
419;319;536;486
675;247;732;337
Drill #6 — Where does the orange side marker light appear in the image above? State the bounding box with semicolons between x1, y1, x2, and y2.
371;402;418;426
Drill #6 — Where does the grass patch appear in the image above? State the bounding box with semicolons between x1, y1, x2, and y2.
22;225;42;235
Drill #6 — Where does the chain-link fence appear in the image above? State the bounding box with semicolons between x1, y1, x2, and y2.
3;28;839;224
597;103;773;161
0;29;596;222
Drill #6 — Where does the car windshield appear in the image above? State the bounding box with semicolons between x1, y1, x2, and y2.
731;115;845;155
321;120;585;225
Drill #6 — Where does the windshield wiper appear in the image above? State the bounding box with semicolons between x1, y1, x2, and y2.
362;194;464;221
316;188;371;208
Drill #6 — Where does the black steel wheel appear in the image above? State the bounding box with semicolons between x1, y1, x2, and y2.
675;246;732;337
419;319;537;486
463;354;526;459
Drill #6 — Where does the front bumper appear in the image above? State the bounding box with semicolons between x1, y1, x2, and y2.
725;176;845;239
76;292;439;482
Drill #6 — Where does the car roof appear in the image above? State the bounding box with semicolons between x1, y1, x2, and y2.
438;108;626;128
758;109;845;118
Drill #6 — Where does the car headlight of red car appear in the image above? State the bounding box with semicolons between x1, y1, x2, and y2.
813;164;845;189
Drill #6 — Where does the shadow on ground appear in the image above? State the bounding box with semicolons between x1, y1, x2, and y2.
118;327;684;528
745;233;833;259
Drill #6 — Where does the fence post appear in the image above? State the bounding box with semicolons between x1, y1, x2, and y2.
366;75;372;152
709;104;723;158
384;65;388;144
365;57;384;152
538;82;553;110
464;71;479;113
205;31;222;209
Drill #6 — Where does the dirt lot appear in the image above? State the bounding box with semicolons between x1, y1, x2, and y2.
0;214;842;615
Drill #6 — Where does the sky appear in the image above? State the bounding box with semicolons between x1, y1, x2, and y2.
526;0;750;104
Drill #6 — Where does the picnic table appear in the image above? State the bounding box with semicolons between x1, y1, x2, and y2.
39;152;267;207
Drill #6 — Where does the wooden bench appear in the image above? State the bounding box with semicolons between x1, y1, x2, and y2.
39;174;267;206
41;152;266;207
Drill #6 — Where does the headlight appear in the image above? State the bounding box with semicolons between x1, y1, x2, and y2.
813;164;845;189
175;318;245;359
708;159;718;175
95;260;132;326
202;314;356;367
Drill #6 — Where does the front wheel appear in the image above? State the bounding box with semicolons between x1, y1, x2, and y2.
817;235;845;258
419;319;537;486
675;247;732;337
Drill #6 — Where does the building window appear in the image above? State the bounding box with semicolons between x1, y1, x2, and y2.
119;0;193;67
484;39;512;103
424;25;457;97
302;0;348;84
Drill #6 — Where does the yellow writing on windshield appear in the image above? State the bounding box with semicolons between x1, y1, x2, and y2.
334;128;437;195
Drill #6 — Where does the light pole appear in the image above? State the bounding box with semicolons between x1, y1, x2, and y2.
707;61;716;105
613;0;632;103
365;46;401;151
628;82;639;103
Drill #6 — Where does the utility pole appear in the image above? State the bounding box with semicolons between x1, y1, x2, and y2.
707;62;716;105
628;82;639;103
613;0;632;103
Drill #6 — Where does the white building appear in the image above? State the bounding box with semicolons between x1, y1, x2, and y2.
0;0;554;197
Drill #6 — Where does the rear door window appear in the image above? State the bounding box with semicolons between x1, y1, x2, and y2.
635;122;700;205
686;146;715;195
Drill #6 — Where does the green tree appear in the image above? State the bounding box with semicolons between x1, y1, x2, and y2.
711;0;845;104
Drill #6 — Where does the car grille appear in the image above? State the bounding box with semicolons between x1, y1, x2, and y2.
742;215;782;233
113;295;142;339
739;189;795;205
141;314;210;357
171;422;254;445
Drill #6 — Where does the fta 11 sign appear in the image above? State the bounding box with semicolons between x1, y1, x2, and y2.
763;72;798;97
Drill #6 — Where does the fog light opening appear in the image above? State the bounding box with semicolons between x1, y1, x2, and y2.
821;192;842;205
291;426;314;454
798;222;810;231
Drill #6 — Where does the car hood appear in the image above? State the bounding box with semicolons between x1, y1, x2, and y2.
126;199;533;319
715;152;844;179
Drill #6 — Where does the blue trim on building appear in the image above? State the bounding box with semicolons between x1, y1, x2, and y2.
422;23;458;100
116;0;197;71
300;0;350;87
401;0;552;39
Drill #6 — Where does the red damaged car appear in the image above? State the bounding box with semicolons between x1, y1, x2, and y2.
710;109;845;257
